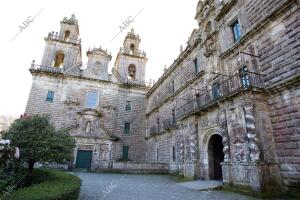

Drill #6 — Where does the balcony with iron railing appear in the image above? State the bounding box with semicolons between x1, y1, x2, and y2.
149;126;162;136
176;71;265;120
162;118;178;131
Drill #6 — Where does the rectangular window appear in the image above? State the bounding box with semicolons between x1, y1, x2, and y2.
157;148;159;162
239;66;250;87
212;84;220;100
146;125;149;137
125;101;132;111
172;109;176;124
157;118;160;133
172;146;176;162
231;20;241;42
122;146;129;160
172;80;175;93
46;91;54;102
124;122;131;134
194;58;200;74
195;93;200;107
85;92;99;108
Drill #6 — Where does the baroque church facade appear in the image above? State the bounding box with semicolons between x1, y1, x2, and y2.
25;0;300;193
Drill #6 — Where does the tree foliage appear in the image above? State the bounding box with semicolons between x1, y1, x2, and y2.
3;115;75;174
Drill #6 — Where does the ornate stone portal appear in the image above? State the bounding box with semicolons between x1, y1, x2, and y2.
70;108;117;170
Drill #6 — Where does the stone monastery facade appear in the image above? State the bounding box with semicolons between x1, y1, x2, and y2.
25;0;300;193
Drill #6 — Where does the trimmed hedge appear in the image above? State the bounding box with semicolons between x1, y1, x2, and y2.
2;169;81;200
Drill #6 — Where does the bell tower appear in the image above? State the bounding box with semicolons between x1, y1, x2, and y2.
114;29;147;83
40;14;82;70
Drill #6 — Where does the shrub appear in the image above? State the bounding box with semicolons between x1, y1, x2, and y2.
2;169;81;200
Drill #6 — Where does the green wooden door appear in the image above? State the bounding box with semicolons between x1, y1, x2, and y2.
122;146;129;160
75;150;93;169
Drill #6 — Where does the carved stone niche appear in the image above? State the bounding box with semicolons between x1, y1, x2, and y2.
76;108;104;136
203;37;216;57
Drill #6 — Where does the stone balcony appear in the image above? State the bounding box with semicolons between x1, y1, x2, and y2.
119;48;146;58
176;71;265;120
125;78;151;87
45;31;81;45
30;61;64;74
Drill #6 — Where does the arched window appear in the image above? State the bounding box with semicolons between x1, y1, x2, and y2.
205;21;212;33
53;51;65;68
130;44;135;54
128;64;136;80
64;30;70;41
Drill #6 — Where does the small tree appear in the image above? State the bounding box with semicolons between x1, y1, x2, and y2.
3;115;75;181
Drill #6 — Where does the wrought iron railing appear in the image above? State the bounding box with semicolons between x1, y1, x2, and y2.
176;71;265;120
149;126;161;136
162;118;177;131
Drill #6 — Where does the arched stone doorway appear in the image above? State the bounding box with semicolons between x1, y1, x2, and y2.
208;134;224;180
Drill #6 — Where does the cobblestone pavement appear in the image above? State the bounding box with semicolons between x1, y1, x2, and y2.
75;172;260;200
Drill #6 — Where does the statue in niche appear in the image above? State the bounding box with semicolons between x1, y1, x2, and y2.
85;121;92;134
100;145;109;161
230;109;237;124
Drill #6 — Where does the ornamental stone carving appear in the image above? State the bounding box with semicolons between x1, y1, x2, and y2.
218;110;230;162
243;104;260;162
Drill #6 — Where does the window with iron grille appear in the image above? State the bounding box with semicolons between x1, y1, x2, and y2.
46;91;54;102
125;101;132;111
124;122;131;134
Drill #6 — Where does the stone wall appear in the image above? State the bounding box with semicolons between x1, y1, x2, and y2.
269;85;300;188
145;0;299;192
25;72;147;166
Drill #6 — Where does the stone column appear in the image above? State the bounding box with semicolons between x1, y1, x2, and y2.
218;109;230;162
243;103;260;162
243;103;263;191
218;109;231;184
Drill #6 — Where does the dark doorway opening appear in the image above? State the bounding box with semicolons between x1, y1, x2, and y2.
208;134;224;180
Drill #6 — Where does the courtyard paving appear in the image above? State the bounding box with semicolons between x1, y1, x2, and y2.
75;172;260;200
